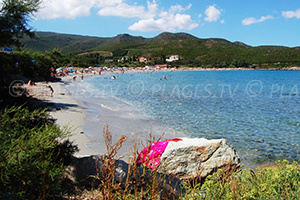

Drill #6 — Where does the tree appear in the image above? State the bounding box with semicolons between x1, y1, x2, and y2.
0;0;41;47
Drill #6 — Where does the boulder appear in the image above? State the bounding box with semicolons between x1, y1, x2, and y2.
63;155;131;187
157;138;240;181
63;155;185;196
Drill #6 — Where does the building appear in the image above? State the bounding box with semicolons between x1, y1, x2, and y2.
121;56;130;61
166;55;179;62
139;57;148;63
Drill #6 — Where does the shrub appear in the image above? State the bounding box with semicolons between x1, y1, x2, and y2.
0;105;78;199
200;160;300;200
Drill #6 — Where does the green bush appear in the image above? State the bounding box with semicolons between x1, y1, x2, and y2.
0;105;78;199
199;160;300;200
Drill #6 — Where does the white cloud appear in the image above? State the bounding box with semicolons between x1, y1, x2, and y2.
129;13;198;32
242;15;274;25
169;3;192;13
102;1;199;32
33;0;198;33
282;9;300;19
35;0;122;20
220;19;225;24
97;2;153;19
204;5;222;22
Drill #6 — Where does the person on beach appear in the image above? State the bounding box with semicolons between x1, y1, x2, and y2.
47;85;54;97
28;80;36;86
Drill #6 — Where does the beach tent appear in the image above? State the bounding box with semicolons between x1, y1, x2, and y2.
68;67;74;72
136;138;182;170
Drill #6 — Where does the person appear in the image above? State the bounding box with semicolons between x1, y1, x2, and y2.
163;75;167;80
73;76;77;81
47;85;54;97
28;80;36;86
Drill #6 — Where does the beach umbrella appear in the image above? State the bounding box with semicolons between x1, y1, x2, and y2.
136;138;182;170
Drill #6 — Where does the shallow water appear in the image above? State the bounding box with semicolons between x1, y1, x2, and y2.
65;70;300;168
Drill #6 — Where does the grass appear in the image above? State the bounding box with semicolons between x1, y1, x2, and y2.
200;160;300;199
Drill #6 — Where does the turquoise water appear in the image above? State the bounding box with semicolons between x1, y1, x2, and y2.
68;70;300;167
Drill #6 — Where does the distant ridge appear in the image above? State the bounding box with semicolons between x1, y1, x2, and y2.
151;32;197;42
21;31;300;66
234;41;251;48
22;31;210;53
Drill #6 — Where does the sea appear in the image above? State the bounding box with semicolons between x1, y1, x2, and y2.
64;70;300;168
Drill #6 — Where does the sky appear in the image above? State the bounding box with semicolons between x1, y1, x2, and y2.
21;0;300;47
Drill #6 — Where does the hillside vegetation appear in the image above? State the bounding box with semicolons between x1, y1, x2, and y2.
21;31;300;68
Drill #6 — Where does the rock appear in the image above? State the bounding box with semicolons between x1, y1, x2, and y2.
64;155;133;187
63;155;185;197
157;138;240;182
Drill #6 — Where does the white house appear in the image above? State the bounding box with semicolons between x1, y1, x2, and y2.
166;55;179;62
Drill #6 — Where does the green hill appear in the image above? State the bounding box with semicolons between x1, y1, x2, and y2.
21;31;300;67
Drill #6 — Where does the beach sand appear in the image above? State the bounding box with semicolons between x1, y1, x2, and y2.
25;78;96;157
25;75;181;160
48;80;97;157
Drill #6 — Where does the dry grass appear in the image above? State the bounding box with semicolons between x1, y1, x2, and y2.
68;125;182;200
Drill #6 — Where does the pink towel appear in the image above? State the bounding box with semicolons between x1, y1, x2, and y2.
136;138;182;170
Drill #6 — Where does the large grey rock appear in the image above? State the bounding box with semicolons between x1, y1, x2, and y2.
63;155;185;197
63;155;131;187
157;138;240;181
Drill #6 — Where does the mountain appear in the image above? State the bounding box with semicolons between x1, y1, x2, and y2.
21;31;300;66
22;32;203;53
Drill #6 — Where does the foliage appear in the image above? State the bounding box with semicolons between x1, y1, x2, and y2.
199;160;300;200
0;0;41;47
0;50;54;87
0;105;78;199
21;32;300;68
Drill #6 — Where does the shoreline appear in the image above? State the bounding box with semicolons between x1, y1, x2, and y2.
61;73;184;160
26;73;182;159
25;76;97;157
48;78;97;157
24;68;299;168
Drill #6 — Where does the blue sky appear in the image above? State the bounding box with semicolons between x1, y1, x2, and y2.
24;0;300;47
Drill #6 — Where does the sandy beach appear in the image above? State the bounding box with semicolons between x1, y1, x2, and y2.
25;73;181;159
25;77;96;157
48;80;97;157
